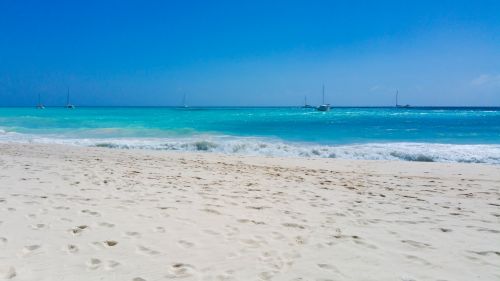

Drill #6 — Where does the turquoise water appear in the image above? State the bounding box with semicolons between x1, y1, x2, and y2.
1;107;500;163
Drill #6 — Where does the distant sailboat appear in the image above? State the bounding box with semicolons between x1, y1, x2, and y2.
317;84;331;111
182;93;188;108
66;88;75;109
302;96;313;108
36;93;45;109
395;89;410;108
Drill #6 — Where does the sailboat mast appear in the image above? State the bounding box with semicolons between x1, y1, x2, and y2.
322;84;325;104
38;93;41;105
396;89;398;107
67;88;70;105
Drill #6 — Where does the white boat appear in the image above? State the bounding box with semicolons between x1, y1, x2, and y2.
317;85;330;111
302;96;314;108
36;93;45;109
317;104;330;111
395;89;410;108
66;88;75;109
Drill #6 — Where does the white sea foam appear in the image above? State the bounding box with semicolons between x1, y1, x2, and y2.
1;130;499;164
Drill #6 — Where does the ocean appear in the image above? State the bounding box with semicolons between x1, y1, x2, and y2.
1;106;499;164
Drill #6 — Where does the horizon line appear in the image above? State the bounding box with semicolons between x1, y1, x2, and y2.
1;105;500;108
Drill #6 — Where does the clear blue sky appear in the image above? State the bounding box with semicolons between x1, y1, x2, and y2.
1;0;499;106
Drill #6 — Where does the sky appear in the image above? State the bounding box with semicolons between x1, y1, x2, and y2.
0;0;499;106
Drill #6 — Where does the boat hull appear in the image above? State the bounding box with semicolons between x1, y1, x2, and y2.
317;105;331;111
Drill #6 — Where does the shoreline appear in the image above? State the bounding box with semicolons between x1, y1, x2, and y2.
1;143;499;280
1;134;500;164
3;141;500;169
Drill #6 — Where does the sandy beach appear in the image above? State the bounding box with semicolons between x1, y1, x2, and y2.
0;143;499;281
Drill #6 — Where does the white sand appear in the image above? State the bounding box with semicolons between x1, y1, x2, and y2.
0;143;499;281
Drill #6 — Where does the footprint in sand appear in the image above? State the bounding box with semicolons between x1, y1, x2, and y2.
353;238;378;249
202;208;221;215
136;245;160;256
294;236;307;245
165;263;196;279
240;238;261;248
81;209;100;217
99;222;115;228
0;237;7;246
132;278;146;281
22;244;41;256
104;240;118;247
70;225;89;236
317;263;339;271
124;231;141;238
178;240;194;248
87;258;102;270
105;260;120;270
154;226;166;233
23;201;40;205
0;266;16;279
405;255;431;266
65;244;79;253
282;223;306;230
30;223;47;230
401;240;432;248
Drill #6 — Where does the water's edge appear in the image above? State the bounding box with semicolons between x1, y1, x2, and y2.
1;130;499;164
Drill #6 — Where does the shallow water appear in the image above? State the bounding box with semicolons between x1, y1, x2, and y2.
1;107;500;163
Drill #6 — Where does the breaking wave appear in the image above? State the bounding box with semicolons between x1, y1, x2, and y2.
1;130;499;164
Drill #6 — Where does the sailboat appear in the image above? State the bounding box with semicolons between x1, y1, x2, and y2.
36;93;45;109
66;88;75;109
182;93;188;108
317;84;331;111
302;96;314;108
395;89;410;108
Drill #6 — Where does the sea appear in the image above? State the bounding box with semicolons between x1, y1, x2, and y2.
1;106;499;164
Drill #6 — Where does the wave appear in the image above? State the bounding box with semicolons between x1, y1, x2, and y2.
1;130;499;164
